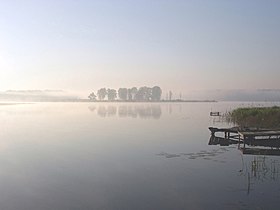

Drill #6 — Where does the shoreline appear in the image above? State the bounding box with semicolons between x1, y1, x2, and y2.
0;100;217;103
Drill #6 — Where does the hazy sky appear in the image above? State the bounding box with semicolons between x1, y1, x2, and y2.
0;0;280;96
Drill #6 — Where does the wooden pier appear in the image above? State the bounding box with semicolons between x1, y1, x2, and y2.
208;127;279;140
209;126;239;139
208;127;280;155
240;148;280;156
210;112;221;116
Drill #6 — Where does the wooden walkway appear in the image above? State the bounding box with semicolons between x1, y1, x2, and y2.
209;127;280;140
208;126;280;152
239;130;280;138
240;148;280;156
210;112;221;116
209;126;239;139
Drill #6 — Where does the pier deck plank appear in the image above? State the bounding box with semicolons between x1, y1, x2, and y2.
239;130;280;137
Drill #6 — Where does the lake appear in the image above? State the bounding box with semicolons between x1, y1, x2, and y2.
0;102;280;210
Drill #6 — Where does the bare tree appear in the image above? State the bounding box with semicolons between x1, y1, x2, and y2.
169;91;173;101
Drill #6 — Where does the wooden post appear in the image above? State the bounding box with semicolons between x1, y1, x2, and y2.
238;134;241;149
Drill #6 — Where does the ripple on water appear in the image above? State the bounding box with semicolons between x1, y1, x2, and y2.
157;147;231;162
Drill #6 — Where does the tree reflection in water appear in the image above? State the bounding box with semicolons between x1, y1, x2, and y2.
88;104;162;119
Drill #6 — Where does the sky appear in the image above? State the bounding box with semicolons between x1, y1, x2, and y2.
0;0;280;97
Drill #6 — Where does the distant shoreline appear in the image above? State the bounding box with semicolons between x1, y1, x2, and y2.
0;103;33;106
0;100;217;103
85;99;217;103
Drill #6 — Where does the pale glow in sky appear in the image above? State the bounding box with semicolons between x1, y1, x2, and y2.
0;0;280;96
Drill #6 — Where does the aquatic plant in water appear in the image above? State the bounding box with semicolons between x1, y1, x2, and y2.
228;106;280;128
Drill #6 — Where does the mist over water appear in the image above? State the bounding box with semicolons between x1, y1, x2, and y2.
0;102;280;210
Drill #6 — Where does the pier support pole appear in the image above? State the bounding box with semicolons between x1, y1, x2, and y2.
238;134;241;148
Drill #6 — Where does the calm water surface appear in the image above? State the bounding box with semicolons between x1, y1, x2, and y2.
0;102;280;210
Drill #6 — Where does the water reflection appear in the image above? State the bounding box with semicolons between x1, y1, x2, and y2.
245;156;279;181
88;104;162;119
209;136;280;156
238;156;280;194
0;102;280;209
209;135;280;194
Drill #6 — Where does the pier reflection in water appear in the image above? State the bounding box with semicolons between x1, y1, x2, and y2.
89;104;162;119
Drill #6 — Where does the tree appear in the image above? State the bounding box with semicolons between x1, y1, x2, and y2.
151;86;162;101
97;88;107;100
128;87;138;101
118;88;128;101
135;87;145;101
146;87;152;101
92;86;162;101
135;86;152;101
88;92;97;101
107;88;117;101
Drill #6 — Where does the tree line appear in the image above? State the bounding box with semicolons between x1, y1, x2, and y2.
88;86;162;102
